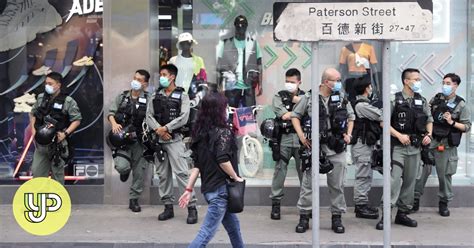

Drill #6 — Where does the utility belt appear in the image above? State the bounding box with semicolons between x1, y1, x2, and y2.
433;131;462;147
281;128;296;134
391;133;423;148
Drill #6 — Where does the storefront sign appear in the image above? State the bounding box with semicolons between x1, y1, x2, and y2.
273;1;433;41
66;0;104;22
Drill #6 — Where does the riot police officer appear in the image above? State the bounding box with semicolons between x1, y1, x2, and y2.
376;68;433;230
107;69;150;212
350;77;382;219
30;72;82;185
414;73;471;216
145;64;198;224
291;68;355;234
268;68;304;220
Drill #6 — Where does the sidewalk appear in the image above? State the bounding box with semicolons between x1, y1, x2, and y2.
0;205;473;247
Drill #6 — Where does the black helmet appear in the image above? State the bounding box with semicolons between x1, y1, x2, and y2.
107;126;137;149
35;124;56;145
260;118;279;139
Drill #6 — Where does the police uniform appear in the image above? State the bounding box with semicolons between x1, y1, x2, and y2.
291;91;355;233
108;90;149;201
146;87;197;207
269;90;304;205
387;91;433;214
31;92;82;185
351;95;382;216
414;93;471;210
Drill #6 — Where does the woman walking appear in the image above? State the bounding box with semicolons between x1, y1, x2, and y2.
179;90;244;248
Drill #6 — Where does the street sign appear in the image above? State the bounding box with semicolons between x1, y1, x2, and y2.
273;1;433;41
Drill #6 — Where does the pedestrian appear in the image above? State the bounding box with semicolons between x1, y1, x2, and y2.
179;90;244;248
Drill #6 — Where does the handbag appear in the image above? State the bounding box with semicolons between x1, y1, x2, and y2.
226;179;246;213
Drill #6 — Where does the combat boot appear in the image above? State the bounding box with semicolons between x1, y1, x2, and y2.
129;199;141;212
412;198;420;212
395;210;417;227
271;200;281;220
120;171;130;182
295;214;310;233
158;204;174;221
187;206;198;224
439;201;450;217
331;214;345;233
355;204;379;219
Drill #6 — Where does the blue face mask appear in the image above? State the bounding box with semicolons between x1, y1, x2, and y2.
45;84;55;94
442;85;453;96
130;80;142;91
159;76;171;88
332;81;342;92
410;81;422;93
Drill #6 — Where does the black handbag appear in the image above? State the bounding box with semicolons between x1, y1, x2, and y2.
226;179;246;213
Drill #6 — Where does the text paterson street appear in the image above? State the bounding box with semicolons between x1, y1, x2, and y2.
309;7;397;17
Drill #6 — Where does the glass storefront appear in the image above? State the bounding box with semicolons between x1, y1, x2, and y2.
0;0;104;185
152;0;473;188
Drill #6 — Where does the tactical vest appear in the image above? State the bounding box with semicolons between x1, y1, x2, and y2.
351;98;382;145
152;87;184;126
116;91;148;131
34;93;70;130
277;89;305;133
219;37;259;87
327;92;349;136
391;92;427;146
431;93;464;146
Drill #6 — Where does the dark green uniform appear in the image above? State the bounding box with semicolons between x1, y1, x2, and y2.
31;92;82;185
415;93;471;204
269;90;303;201
108;90;149;199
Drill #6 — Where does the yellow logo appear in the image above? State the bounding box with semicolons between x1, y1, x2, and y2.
13;178;71;236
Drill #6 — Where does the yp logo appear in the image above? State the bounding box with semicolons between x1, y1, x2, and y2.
13;178;71;236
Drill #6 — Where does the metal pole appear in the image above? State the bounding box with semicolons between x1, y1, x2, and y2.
311;41;320;248
382;41;391;248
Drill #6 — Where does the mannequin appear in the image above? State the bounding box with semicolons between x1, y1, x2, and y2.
339;42;380;102
168;32;207;105
216;15;262;108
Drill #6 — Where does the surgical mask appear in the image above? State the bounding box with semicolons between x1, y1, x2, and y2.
285;83;297;93
45;85;55;94
130;80;142;91
442;85;453;96
332;81;342;92
159;76;171;88
410;81;422;93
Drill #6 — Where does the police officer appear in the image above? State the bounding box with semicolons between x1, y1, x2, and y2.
107;69;150;212
269;68;304;220
376;68;433;230
291;68;355;234
414;73;471;216
30;72;82;185
146;64;198;224
350;77;382;219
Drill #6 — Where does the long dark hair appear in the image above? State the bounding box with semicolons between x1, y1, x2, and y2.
192;91;229;139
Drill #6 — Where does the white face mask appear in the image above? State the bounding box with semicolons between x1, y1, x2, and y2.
285;83;297;93
130;80;142;91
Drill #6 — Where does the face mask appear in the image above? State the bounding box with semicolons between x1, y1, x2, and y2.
332;81;342;92
160;76;171;88
45;85;55;95
285;83;297;93
442;85;453;96
410;81;422;93
130;80;142;91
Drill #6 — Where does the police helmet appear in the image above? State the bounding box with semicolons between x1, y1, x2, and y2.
34;124;56;145
260;118;279;139
107;127;136;149
319;152;334;174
